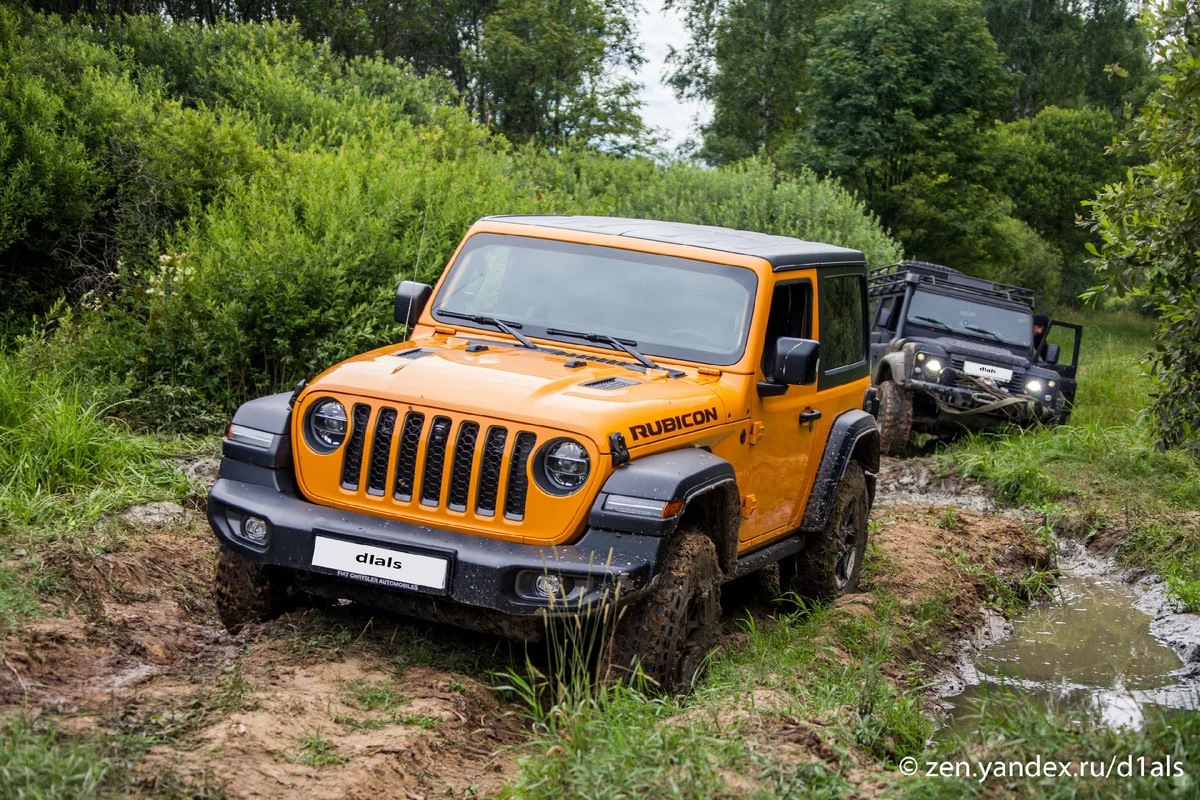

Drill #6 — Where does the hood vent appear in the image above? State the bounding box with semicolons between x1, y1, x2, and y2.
581;376;639;391
392;347;437;360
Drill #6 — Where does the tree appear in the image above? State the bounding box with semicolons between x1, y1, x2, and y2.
983;0;1154;120
784;0;1011;224
666;0;836;164
981;106;1124;301
471;0;647;148
1087;0;1200;448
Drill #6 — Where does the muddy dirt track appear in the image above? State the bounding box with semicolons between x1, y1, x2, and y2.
0;458;1052;798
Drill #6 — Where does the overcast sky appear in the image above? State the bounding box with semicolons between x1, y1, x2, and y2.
633;3;711;152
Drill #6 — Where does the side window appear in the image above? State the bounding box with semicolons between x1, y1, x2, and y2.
761;281;812;377
818;272;868;383
873;296;897;331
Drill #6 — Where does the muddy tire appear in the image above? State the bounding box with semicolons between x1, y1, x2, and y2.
780;463;869;601
877;379;913;457
214;548;292;633
604;531;720;694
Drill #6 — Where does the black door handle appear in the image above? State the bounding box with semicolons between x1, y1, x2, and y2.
799;409;822;425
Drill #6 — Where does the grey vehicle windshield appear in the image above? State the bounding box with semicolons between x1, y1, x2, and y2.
906;290;1032;348
432;233;758;365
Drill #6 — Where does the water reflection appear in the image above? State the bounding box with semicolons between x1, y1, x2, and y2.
947;573;1200;729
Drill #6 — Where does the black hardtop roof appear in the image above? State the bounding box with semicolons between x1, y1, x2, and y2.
482;215;866;269
868;260;1036;308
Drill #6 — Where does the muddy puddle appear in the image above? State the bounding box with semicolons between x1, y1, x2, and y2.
944;542;1200;730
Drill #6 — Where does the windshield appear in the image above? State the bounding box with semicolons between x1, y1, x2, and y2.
432;233;758;365
906;290;1032;348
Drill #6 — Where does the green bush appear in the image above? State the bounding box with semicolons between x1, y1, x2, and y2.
1;11;904;429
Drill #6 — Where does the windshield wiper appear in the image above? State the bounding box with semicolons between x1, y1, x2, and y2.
961;322;1004;343
545;327;684;377
436;309;538;350
911;315;953;332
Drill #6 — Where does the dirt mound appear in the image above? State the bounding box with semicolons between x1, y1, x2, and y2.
875;456;994;511
871;505;1051;625
2;515;524;799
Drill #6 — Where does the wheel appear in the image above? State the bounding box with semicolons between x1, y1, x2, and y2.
780;463;869;601
214;548;293;633
877;379;913;457
603;531;721;694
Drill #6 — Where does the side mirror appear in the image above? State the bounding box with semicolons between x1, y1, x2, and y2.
1043;343;1060;364
773;337;820;386
394;280;432;328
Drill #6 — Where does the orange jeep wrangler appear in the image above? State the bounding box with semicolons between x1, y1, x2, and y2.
209;216;880;692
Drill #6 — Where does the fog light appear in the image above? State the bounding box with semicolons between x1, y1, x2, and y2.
535;574;566;598
1048;380;1057;388
242;516;269;544
1025;379;1044;394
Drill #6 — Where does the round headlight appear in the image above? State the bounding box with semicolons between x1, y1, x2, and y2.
542;439;590;493
309;399;348;451
925;358;943;374
1025;379;1044;395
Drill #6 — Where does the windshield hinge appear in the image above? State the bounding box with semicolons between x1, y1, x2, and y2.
748;421;766;445
740;494;758;518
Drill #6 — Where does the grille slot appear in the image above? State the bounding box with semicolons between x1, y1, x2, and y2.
504;432;538;520
421;416;452;507
340;404;371;489
448;422;480;512
366;408;397;495
476;427;508;517
393;411;425;501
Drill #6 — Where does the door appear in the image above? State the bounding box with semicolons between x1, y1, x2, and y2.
1044;320;1083;406
743;279;819;543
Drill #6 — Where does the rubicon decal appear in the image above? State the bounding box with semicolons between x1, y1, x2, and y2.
630;408;719;441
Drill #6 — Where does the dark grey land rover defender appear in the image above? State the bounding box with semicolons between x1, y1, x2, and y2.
867;261;1081;456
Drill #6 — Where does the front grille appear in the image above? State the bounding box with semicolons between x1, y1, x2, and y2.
448;422;480;512
476;427;508;517
341;404;371;489
505;432;538;520
421;417;453;506
366;408;397;495
394;411;425;501
334;405;537;521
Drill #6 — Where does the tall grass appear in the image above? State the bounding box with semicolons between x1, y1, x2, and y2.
894;692;1200;798
0;353;193;529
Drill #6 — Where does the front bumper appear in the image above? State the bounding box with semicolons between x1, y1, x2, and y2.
208;475;665;631
905;378;1059;422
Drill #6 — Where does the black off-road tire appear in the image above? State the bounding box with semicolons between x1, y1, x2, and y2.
877;379;913;457
214;548;293;633
779;463;869;601
604;531;721;694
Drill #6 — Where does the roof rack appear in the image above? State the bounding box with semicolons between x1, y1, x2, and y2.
868;260;1036;307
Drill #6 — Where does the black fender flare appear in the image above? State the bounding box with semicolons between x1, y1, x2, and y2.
222;392;294;472
799;409;879;532
589;448;738;568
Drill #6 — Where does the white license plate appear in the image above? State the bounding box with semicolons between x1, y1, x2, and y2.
311;536;448;591
962;361;1013;383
